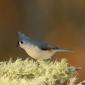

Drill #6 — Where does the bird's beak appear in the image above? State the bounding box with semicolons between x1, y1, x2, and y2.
16;41;20;47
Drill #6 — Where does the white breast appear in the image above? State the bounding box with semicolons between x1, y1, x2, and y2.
21;44;56;59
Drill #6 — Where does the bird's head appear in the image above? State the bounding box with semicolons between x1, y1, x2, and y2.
17;32;31;49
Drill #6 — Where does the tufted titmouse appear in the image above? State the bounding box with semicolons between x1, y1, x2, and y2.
17;32;72;60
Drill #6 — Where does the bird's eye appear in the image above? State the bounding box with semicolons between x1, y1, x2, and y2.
20;41;23;44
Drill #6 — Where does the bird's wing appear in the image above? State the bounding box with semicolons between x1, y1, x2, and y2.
38;43;72;52
38;43;59;50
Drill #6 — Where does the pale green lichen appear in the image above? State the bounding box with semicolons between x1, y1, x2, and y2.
0;58;78;85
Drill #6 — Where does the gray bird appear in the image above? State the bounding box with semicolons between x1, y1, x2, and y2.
17;32;72;60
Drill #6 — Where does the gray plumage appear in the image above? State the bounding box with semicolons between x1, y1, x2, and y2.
17;32;72;59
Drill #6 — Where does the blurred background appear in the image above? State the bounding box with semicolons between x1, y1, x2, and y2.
0;0;85;81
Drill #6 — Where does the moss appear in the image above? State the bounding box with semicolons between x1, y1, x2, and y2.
0;58;78;85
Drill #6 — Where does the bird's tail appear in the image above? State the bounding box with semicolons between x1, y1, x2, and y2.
55;48;73;53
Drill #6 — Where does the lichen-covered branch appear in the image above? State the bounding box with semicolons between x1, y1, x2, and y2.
0;58;81;85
